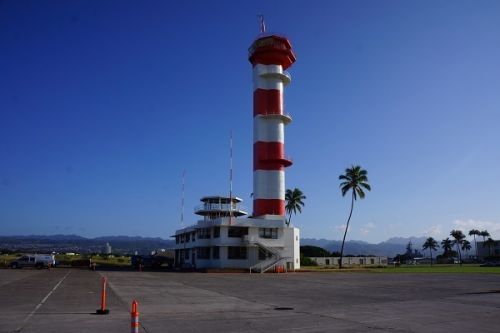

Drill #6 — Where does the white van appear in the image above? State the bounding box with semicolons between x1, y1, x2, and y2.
10;254;56;269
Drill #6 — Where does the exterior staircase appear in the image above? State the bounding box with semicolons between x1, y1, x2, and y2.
244;237;290;273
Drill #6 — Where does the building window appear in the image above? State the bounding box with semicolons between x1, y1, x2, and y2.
197;247;210;259
259;228;278;239
228;227;248;238
370;259;375;265
184;249;190;260
191;232;196;241
228;246;247;259
213;227;220;238
212;246;220;259
197;228;211;239
325;259;330;265
175;235;179;244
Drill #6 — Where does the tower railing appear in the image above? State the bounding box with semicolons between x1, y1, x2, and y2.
194;203;248;214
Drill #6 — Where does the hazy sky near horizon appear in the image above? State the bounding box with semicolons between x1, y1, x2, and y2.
1;0;499;243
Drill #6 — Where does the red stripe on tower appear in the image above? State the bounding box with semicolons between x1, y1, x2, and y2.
249;35;296;217
253;89;282;116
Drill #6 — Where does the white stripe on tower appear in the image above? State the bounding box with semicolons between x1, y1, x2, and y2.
253;117;284;143
253;170;285;199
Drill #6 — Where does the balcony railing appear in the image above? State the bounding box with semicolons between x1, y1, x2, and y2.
259;70;291;85
257;112;292;125
282;70;291;82
194;203;248;214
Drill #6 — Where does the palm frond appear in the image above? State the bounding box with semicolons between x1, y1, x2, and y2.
359;182;371;191
356;187;365;199
341;185;350;197
339;181;350;188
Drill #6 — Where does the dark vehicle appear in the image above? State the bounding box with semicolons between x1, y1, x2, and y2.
131;254;173;270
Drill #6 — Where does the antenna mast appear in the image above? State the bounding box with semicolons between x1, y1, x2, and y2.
180;170;185;227
258;14;266;34
229;131;233;223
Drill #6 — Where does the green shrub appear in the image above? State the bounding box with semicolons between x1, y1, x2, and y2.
300;246;330;257
300;256;318;266
57;260;72;266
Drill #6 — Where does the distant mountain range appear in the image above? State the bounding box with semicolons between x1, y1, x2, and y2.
301;237;429;257
0;235;175;255
0;234;432;257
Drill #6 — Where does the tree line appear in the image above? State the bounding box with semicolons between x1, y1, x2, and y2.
422;229;495;266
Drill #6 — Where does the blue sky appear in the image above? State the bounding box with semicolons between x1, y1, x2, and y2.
1;0;499;243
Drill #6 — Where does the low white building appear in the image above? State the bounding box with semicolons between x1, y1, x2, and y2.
173;196;300;272
309;256;388;267
105;242;112;255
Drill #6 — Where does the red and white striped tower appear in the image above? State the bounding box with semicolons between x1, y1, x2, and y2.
249;34;296;217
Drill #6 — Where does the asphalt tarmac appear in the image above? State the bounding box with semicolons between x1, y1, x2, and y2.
1;268;499;332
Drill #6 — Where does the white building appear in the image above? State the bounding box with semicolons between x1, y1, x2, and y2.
173;196;300;272
309;256;388;267
105;242;112;255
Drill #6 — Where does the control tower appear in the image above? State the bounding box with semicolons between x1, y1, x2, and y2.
249;35;296;217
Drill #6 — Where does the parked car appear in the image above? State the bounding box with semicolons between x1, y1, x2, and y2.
131;254;173;270
10;254;55;269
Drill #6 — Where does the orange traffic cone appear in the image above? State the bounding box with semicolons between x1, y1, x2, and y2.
131;300;139;333
96;277;110;314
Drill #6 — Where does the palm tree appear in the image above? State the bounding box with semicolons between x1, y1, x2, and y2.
450;230;466;266
483;237;495;257
285;188;306;227
461;240;472;260
441;238;453;257
479;230;490;243
468;229;480;259
422;237;439;267
338;165;371;269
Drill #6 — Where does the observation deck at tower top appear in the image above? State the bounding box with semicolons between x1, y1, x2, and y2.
194;195;248;218
248;34;296;69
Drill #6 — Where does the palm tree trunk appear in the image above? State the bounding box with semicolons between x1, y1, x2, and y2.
429;249;433;267
473;235;477;259
287;212;292;227
456;244;462;266
339;192;355;269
